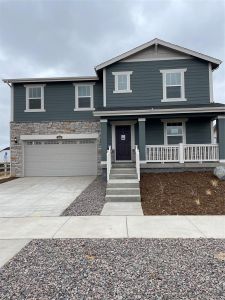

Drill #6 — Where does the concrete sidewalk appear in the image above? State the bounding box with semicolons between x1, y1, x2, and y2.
0;215;225;239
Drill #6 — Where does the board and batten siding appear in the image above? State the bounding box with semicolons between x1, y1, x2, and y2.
105;59;210;107
13;81;103;122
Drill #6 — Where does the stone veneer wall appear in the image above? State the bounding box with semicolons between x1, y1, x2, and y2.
10;121;101;177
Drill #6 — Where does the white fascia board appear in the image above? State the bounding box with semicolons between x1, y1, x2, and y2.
95;38;221;71
20;133;99;140
3;76;99;84
93;107;225;117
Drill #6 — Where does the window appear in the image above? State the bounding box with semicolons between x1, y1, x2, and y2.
74;84;94;111
160;69;187;102
112;71;133;93
164;121;186;144
24;85;45;112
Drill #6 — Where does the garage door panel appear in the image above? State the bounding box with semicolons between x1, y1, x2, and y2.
24;140;97;176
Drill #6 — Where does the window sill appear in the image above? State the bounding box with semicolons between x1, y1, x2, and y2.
161;98;187;102
113;90;132;94
24;109;46;112
74;108;95;111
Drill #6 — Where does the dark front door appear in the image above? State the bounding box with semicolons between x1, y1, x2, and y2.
116;125;131;160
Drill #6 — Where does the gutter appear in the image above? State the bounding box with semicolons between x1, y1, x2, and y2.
2;76;99;84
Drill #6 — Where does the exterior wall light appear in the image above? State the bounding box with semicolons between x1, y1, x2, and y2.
14;137;18;144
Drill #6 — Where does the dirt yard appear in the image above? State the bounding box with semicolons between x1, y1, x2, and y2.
140;172;225;215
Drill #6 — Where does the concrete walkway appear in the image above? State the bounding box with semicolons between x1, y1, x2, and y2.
0;215;225;239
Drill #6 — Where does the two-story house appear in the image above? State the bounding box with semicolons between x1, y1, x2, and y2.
3;38;225;178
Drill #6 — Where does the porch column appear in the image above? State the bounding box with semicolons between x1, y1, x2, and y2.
217;116;225;163
100;119;108;162
138;118;146;161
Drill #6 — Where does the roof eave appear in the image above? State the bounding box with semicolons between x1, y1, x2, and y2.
93;106;225;117
2;76;99;84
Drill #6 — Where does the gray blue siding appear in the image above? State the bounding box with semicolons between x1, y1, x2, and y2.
136;117;211;146
186;118;211;144
105;59;210;108
14;81;103;122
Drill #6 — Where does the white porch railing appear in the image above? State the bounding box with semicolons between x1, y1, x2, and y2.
184;144;219;162
106;146;112;182
146;144;219;163
135;145;140;181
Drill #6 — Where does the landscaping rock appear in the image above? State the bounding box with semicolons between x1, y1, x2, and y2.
61;176;106;216
214;166;225;180
0;239;225;299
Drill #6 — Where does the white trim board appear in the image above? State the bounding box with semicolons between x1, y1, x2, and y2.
209;63;213;103
20;133;99;140
93;106;225;117
122;56;192;62
103;68;106;107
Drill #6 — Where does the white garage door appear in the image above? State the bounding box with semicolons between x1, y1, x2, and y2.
24;139;97;176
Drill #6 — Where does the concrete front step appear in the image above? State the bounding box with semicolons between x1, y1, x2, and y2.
106;188;140;195
109;174;138;179
112;163;135;168
111;168;136;175
107;182;140;188
105;195;141;202
101;202;143;216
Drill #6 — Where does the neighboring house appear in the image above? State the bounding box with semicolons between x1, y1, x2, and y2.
3;38;225;177
0;147;10;163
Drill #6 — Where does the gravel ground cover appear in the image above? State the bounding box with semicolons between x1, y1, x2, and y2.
62;176;106;216
0;239;225;299
141;172;225;215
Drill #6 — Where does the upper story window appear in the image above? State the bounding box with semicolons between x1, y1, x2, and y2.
160;69;187;102
24;84;45;112
112;71;133;93
74;84;94;111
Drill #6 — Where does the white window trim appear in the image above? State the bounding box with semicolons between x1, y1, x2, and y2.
24;84;46;112
160;68;187;102
73;83;95;111
162;119;187;145
112;71;133;93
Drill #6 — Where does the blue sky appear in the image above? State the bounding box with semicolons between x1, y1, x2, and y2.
0;0;224;150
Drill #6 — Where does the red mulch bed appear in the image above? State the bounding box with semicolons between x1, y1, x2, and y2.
140;172;225;215
0;177;17;184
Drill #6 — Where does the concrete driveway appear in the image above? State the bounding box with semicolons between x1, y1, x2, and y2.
0;176;95;217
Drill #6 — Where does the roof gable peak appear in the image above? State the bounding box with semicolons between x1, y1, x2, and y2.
95;38;221;71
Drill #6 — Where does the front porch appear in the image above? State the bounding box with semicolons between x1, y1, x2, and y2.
100;115;225;170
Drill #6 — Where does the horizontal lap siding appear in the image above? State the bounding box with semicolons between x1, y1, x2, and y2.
106;59;210;107
186;118;211;144
144;118;211;145
146;120;164;145
14;81;103;122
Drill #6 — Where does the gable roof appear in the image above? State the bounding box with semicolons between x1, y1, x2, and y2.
95;38;222;71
